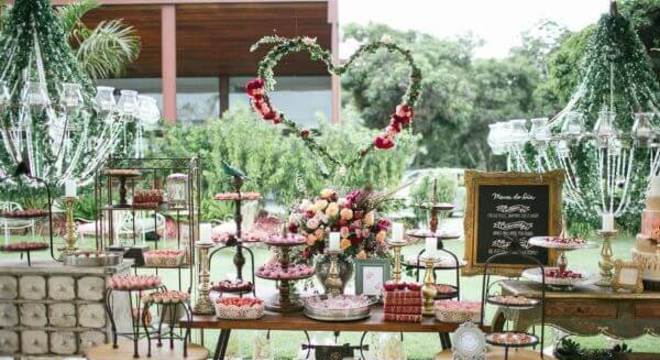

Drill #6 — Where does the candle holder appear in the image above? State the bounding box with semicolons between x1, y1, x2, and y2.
596;230;617;287
193;241;215;315
324;250;343;296
62;196;78;257
421;257;438;316
386;239;408;283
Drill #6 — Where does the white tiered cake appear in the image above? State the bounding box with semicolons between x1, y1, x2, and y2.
633;176;660;289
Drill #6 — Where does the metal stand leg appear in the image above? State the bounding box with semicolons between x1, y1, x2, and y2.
213;329;231;360
439;332;451;350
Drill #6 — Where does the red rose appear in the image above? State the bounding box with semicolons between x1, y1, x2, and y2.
305;209;316;218
245;78;265;97
388;120;402;133
272;113;282;124
377;218;391;231
338;218;348;227
396;104;413;118
300;129;310;139
263;110;277;120
374;135;395;149
353;210;364;220
288;223;298;233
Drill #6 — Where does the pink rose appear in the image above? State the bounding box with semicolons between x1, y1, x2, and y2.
340;226;350;238
306;218;320;230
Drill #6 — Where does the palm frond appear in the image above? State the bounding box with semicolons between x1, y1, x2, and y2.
75;19;141;79
56;0;99;35
0;0;11;32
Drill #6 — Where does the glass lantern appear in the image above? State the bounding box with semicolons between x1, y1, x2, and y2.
507;119;529;146
95;86;116;112
632;112;655;145
61;82;83;110
530;117;551;142
594;110;616;138
166;173;188;209
118;90;139;116
561;111;584;136
24;81;49;107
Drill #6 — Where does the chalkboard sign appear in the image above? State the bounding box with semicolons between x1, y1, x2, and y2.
463;170;564;276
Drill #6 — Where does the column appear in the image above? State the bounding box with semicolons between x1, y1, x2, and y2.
328;0;340;124
161;5;177;123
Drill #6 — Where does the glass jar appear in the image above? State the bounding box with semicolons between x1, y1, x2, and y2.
95;86;116;111
118;89;139;116
61;82;83;109
530;117;551;142
166;173;188;209
24;81;49;107
507;119;529;146
561;111;584;136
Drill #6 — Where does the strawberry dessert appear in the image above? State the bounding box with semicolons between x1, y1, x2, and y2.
109;275;162;291
144;249;186;267
214;296;264;320
256;263;314;280
211;279;253;293
0;241;49;252
142;290;190;304
433;300;481;323
486;332;537;346
1;209;49;218
214;192;261;201
263;233;306;246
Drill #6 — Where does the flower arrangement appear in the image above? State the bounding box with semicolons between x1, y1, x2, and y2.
287;187;392;261
245;35;421;170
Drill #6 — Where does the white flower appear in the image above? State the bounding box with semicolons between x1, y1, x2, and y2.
302;36;317;46
380;34;393;43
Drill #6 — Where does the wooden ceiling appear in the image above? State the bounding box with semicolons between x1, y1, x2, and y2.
81;1;332;78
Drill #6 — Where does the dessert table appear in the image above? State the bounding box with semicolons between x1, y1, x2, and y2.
182;305;487;360
493;280;660;338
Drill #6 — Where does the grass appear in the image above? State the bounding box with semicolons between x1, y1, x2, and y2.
6;218;660;359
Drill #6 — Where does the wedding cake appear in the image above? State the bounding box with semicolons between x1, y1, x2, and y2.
633;176;660;289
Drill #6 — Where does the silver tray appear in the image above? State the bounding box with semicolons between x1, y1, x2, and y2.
63;253;123;267
303;295;372;322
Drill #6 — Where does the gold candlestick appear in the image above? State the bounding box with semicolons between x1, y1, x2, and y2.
387;239;408;283
597;230;617;287
62;197;78;256
324;250;343;296
193;241;215;315
421;257;437;316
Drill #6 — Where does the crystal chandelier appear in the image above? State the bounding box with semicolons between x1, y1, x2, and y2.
0;1;160;187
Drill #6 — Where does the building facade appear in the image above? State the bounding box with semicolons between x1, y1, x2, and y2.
55;0;340;125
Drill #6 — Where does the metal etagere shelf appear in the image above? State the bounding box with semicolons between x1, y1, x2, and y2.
94;156;202;293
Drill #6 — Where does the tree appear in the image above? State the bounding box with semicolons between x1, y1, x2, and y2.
619;0;660;78
1;0;139;80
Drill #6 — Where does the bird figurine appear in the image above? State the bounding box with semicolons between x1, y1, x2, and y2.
221;161;248;180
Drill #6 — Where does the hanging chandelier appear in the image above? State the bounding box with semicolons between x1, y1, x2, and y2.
0;0;160;186
487;1;660;225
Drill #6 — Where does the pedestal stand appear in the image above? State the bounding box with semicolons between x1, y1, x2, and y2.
421;257;437;316
386;239;408;283
62;196;78;256
193;241;215;315
597;230;617;287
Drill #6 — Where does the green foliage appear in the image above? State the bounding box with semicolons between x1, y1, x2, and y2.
158;107;419;220
409;173;456;224
620;0;660;78
554;337;632;360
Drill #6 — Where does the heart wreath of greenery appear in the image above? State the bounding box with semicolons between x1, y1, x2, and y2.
246;35;422;171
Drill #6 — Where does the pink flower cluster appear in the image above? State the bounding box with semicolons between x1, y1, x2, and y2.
373;104;414;149
246;78;282;124
257;263;314;279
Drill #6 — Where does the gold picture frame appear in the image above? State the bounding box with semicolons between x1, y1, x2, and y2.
612;259;644;293
463;170;563;276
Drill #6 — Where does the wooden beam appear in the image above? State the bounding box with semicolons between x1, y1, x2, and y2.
161;4;177;123
328;0;339;124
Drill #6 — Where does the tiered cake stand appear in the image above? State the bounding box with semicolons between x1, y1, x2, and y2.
480;244;546;360
208;172;259;297
525;235;598;291
257;234;313;313
407;194;462;300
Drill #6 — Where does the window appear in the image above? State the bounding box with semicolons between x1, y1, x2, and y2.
176;77;220;123
229;76;331;128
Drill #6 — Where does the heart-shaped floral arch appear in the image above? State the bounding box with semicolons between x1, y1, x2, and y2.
246;35;422;170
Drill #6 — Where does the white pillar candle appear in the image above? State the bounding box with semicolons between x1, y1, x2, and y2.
392;222;404;243
329;232;341;251
601;213;614;232
425;237;436;257
199;223;213;244
64;179;77;198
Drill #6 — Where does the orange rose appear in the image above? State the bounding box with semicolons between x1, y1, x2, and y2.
340;208;353;221
314;228;325;240
306;234;318;245
356;250;367;260
340;238;351;250
376;230;387;243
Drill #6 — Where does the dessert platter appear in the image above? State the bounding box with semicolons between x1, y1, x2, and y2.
263;233;306;246
142;290;190;305
0;241;49;252
214;192;262;201
303;294;373;321
433;283;459;300
0;208;49;219
144;249;187;267
63;250;122;267
529;232;594;276
433;300;481;323
109;274;163;291
104;168;142;177
104;168;142;208
406;228;461;240
256;262;315;281
214;297;265;320
211;279;254;295
521;267;598;291
404;255;466;270
486;295;539;309
132;189;165;209
485;332;539;347
212;229;266;244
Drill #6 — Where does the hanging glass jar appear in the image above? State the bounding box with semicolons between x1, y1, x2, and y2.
166;173;188;209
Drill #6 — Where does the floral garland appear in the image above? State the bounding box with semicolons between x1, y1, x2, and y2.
246;35;422;169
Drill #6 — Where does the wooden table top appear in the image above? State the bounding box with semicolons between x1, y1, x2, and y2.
500;280;660;300
182;306;479;333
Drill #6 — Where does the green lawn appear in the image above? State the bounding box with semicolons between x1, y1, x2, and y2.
7;220;660;359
